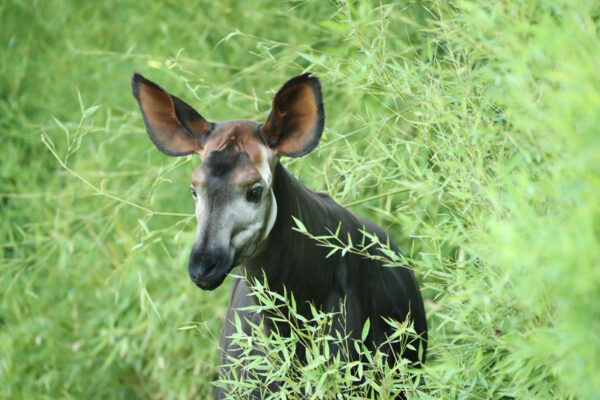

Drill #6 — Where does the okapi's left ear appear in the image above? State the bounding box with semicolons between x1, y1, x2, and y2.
131;73;210;157
261;73;325;157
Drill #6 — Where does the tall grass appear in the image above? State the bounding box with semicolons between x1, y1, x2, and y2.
1;0;599;398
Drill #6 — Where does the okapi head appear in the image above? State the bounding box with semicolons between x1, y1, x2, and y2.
132;73;324;290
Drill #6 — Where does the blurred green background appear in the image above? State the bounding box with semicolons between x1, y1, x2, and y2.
1;0;599;398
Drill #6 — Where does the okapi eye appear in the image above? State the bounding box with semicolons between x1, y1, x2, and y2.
246;186;263;203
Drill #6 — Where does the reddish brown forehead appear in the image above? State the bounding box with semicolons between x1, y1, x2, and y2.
191;121;269;186
203;121;263;154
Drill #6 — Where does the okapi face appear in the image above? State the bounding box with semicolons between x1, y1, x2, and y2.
132;73;324;290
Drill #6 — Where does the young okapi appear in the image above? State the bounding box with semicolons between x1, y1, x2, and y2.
132;72;427;398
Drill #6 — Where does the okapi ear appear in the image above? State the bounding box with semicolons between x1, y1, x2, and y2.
131;73;210;156
261;73;325;157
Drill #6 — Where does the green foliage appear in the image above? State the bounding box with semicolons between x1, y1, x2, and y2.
1;0;599;398
217;275;422;399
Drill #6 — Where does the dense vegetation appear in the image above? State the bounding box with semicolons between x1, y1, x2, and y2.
1;0;598;398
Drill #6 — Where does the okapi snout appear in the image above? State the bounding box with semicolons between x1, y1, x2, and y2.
188;247;233;290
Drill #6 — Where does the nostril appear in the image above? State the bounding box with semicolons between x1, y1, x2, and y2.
203;261;218;274
191;250;204;266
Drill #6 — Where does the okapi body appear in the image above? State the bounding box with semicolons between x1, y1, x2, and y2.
132;73;427;398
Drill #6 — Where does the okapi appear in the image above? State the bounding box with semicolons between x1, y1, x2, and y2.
131;72;427;398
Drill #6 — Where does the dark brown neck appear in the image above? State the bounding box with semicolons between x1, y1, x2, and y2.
244;162;350;308
243;163;428;365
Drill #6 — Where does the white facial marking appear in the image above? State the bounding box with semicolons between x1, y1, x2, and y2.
264;189;277;242
193;186;209;241
255;145;277;243
256;145;273;185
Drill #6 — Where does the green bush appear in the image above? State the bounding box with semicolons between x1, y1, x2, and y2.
217;274;423;399
1;0;598;399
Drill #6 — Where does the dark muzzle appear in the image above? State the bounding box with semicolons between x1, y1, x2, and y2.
188;247;233;290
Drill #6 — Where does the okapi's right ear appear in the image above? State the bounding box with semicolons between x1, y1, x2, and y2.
261;73;325;158
131;73;210;156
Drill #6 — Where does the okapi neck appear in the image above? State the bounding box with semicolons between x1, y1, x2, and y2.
244;162;348;309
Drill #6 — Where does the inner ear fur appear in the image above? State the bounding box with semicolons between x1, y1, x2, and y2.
131;73;210;156
261;73;325;157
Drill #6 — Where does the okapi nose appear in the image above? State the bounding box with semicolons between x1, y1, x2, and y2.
188;248;229;282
